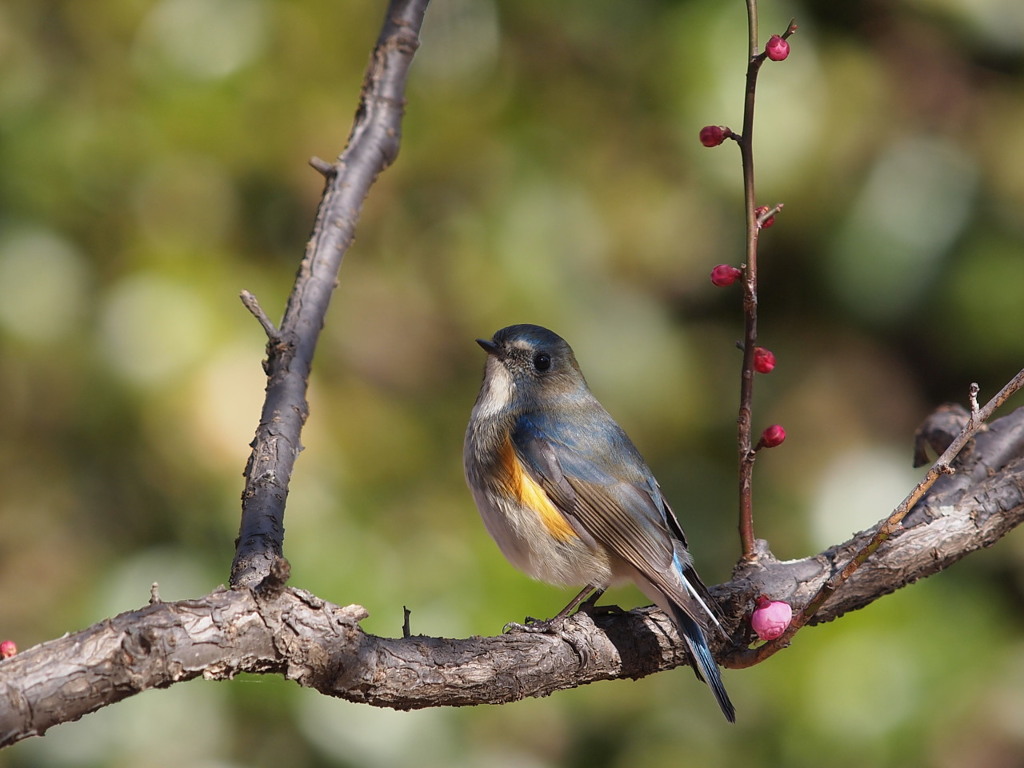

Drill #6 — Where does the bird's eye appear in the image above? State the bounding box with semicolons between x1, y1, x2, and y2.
533;352;551;372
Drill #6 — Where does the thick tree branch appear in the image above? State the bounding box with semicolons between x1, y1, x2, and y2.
230;0;429;589
1;404;1022;746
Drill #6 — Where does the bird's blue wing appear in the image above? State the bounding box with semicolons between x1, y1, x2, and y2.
511;411;717;623
512;410;734;722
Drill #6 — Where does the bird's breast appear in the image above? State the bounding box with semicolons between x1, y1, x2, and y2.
464;425;611;587
493;435;577;543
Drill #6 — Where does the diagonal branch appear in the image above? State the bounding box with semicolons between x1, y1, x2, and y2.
230;0;430;588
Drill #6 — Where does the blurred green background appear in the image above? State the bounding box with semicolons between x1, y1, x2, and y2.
3;0;1024;765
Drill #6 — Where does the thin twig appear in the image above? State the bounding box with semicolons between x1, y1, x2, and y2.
308;156;336;177
734;7;797;563
756;203;784;227
736;0;771;560
240;290;281;342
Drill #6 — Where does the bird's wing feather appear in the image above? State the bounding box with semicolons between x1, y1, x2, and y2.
511;412;717;626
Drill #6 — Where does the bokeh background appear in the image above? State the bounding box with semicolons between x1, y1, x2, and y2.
2;0;1024;765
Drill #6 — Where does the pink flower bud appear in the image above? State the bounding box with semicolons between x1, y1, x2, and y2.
765;35;790;62
699;125;728;147
710;264;743;287
759;424;786;448
753;346;776;374
0;640;17;659
751;596;792;640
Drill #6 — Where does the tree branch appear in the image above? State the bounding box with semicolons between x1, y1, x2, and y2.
1;404;1022;745
230;0;429;589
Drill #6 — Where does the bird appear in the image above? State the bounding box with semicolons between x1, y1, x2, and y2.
464;323;735;722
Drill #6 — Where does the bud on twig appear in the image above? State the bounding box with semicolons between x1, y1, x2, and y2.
765;35;790;61
751;596;792;640
699;125;731;147
757;424;786;448
710;264;743;286
754;205;776;229
753;347;776;374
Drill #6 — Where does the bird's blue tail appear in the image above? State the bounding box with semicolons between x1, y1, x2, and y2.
670;604;736;723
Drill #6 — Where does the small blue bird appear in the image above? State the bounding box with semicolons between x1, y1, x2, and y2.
464;324;735;722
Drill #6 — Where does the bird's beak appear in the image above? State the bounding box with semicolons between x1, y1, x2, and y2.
476;338;499;355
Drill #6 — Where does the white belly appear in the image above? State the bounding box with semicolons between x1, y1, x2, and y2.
470;483;613;588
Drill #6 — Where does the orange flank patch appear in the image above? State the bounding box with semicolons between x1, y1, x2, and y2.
496;436;577;542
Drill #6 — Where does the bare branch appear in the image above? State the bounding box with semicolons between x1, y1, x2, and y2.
230;0;430;589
